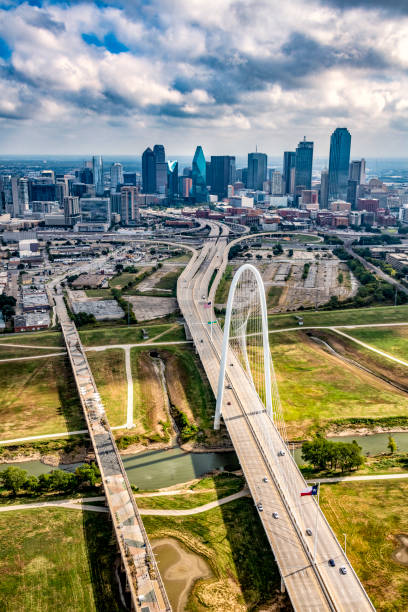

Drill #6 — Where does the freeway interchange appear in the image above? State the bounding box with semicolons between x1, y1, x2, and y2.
178;221;375;612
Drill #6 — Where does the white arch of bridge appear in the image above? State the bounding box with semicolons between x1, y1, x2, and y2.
214;263;273;430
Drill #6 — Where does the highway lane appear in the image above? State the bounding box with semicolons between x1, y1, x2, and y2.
178;223;375;612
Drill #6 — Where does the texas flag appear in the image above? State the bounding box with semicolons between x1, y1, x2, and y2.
300;484;319;497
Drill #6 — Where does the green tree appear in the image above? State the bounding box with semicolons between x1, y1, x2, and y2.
0;466;28;495
75;462;100;487
23;475;39;493
387;435;397;454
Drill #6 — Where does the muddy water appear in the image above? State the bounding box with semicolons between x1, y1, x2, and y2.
0;449;240;489
152;538;212;611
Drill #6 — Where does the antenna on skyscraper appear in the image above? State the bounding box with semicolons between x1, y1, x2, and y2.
256;144;258;152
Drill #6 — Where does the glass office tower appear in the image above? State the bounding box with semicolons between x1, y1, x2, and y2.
192;146;207;202
328;127;351;202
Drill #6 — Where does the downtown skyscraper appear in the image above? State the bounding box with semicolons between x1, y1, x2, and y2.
192;146;207;203
294;138;313;193
142;147;156;193
247;152;267;190
283;151;296;194
92;155;104;196
328;127;351;202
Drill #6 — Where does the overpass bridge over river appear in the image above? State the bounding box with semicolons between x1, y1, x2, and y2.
178;221;375;612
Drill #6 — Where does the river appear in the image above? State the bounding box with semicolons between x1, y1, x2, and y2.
1;432;407;488
0;447;240;490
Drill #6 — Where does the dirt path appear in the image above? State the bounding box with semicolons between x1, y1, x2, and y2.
146;323;178;344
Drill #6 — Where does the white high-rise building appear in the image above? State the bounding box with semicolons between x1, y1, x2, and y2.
110;162;124;192
93;155;104;196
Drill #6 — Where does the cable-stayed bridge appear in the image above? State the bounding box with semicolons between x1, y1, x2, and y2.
178;223;375;612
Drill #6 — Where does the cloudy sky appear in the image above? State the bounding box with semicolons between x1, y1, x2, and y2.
0;0;408;157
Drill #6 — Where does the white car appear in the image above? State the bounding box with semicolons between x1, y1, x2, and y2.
340;566;347;575
272;512;279;519
257;502;263;512
278;450;286;457
263;477;268;483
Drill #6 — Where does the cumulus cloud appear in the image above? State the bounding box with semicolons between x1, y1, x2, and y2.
0;0;408;154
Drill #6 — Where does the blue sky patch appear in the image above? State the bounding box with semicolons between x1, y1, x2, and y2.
82;31;129;54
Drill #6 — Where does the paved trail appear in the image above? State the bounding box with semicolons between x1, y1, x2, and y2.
0;490;250;516
124;346;134;429
0;351;66;363
0;430;88;445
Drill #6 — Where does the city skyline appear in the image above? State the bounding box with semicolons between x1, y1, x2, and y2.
1;1;408;155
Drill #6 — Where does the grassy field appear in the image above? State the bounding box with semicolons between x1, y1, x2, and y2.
267;303;408;330
143;497;284;610
154;269;181;293
80;323;176;346
0;331;63;347
312;329;408;399
136;473;245;509
321;481;408;612
270;331;408;438
109;272;139;289
267;286;283;309
87;349;127;427
215;265;233;304
0;357;85;440
344;325;408;362
0;508;124;612
0;345;64;359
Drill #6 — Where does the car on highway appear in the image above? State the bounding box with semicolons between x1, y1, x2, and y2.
226;384;232;389
306;528;312;536
272;512;279;519
340;566;347;575
278;450;285;456
263;476;268;483
328;559;336;567
257;502;263;512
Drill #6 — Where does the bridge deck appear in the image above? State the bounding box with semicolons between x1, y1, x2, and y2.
55;296;170;612
178;228;375;612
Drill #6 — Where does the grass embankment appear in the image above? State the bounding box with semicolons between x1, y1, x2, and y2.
0;435;89;465
143;497;284;610
267;303;408;330
116;346;219;449
0;357;85;440
0;331;63;347
136;473;245;510
270;331;408;439
267;286;283;309
215;265;233;304
344;325;408;362
0;508;125;612
312;329;408;399
87;349;127;427
321;481;408;611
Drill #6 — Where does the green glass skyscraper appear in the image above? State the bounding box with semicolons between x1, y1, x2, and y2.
192;146;207;202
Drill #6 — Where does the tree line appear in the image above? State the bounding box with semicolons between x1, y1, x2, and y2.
301;436;364;472
0;462;100;496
